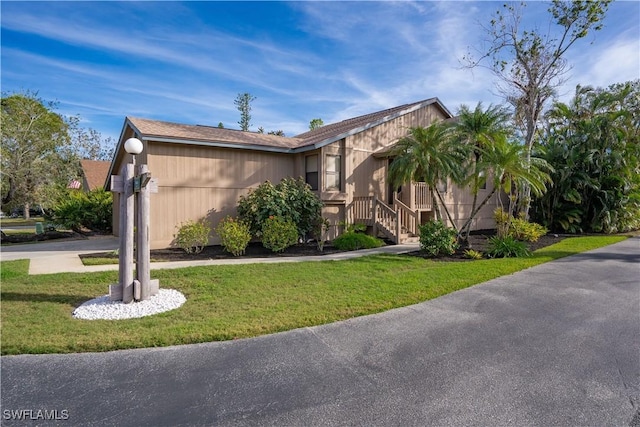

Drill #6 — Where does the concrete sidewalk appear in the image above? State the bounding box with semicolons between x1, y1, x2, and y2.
1;236;420;275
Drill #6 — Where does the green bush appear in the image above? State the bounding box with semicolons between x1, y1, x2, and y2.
494;207;511;238
261;216;298;252
463;249;484;260
216;216;251;256
487;236;531;258
510;217;548;242
237;177;323;239
418;220;458;257
174;219;211;254
49;189;112;233
333;232;384;251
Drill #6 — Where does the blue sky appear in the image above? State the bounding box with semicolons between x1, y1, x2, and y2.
2;1;638;145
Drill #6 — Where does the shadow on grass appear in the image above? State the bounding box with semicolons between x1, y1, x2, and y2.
0;292;92;306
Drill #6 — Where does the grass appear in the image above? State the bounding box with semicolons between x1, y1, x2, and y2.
0;217;44;227
0;235;627;355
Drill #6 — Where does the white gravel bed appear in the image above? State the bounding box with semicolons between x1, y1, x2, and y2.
73;289;186;320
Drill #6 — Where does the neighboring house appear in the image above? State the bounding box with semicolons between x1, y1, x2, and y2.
80;159;111;191
106;97;502;249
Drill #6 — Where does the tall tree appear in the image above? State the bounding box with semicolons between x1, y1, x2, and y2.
464;0;611;217
234;92;256;131
534;81;640;233
388;123;468;229
67;115;115;161
1;92;71;218
309;118;324;130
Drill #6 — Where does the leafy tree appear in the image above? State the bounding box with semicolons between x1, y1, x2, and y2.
464;0;611;217
388;123;468;229
258;127;285;136
217;122;224;128
1;92;71;218
234;92;256;131
533;81;640;233
67;116;115;161
309;118;324;130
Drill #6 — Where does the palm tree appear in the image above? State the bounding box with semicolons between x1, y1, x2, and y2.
457;135;553;238
452;103;512;242
388;123;468;230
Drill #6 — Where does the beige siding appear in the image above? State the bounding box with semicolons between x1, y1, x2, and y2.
440;178;508;231
111;102;505;248
343;104;449;220
146;142;295;248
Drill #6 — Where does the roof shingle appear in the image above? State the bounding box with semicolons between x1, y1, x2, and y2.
125;97;450;153
80;159;111;191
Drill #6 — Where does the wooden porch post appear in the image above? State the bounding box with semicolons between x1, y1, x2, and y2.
121;162;135;304
136;164;151;300
372;197;378;236
408;182;416;210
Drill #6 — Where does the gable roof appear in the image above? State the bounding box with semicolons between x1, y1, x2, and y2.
121;97;452;155
127;117;303;152
294;97;452;148
80;159;111;191
107;97;452;189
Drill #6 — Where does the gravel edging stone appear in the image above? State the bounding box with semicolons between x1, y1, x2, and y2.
73;289;186;320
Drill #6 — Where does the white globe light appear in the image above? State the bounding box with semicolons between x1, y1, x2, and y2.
124;138;143;155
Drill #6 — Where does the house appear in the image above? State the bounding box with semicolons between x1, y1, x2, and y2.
79;159;111;191
106;98;502;249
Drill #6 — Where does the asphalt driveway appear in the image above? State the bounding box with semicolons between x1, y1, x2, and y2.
1;237;639;426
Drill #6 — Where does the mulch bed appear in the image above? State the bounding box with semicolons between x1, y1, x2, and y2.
405;231;565;261
80;231;565;263
0;230;79;244
80;241;349;263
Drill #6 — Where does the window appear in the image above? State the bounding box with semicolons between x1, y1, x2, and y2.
437;179;448;194
325;154;341;191
478;171;487;190
305;155;318;190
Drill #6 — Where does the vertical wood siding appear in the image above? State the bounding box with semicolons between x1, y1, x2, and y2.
146;142;295;248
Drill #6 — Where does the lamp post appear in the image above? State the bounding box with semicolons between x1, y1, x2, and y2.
110;137;159;303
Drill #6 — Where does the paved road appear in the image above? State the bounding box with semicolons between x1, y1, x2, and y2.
2;237;639;426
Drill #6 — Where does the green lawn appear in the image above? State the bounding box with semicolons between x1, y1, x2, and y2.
0;235;627;355
0;217;44;227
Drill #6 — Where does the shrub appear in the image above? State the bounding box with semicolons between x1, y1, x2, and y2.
487;236;531;258
333;232;384;251
174;219;211;254
216;216;251;256
339;221;367;233
261;216;298;252
237;177;323;239
494;207;511;239
463;249;484;260
312;217;331;252
49;189;112;233
418;220;458;257
510;217;548;242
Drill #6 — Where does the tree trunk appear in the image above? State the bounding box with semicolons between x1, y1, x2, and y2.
458;187;498;242
434;187;458;232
